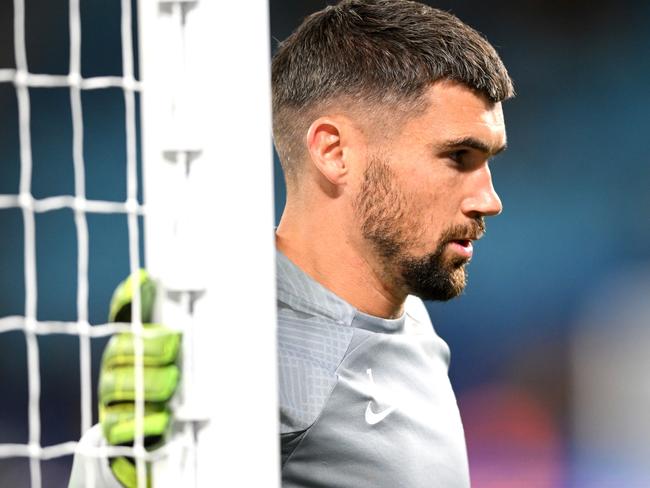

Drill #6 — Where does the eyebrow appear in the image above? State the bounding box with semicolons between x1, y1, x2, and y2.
439;136;507;157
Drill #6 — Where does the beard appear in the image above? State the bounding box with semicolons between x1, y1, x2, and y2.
355;155;485;302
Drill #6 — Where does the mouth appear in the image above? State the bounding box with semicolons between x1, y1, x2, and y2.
441;222;485;261
447;238;475;259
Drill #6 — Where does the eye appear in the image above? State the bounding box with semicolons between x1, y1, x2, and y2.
447;150;468;166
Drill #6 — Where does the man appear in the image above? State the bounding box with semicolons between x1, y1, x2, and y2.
273;1;512;486
69;1;513;486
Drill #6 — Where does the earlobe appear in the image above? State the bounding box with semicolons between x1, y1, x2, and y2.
307;117;348;185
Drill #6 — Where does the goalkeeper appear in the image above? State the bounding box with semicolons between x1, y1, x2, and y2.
68;271;181;488
71;0;515;486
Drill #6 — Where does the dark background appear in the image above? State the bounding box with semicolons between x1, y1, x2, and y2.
271;3;650;485
1;0;649;486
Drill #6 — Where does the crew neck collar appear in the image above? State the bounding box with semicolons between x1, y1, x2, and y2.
276;249;407;334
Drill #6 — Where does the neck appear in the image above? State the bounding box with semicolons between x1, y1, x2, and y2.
276;204;406;319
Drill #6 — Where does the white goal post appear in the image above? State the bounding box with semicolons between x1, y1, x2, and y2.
139;0;279;486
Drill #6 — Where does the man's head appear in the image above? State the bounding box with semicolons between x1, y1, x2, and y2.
273;0;514;303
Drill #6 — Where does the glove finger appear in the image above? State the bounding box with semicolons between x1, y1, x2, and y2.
109;269;157;324
102;403;171;446
100;364;180;406
102;326;181;369
110;457;152;488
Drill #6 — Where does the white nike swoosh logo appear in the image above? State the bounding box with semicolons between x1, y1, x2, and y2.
365;402;397;425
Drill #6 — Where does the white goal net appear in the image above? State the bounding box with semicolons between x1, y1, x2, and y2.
0;0;278;486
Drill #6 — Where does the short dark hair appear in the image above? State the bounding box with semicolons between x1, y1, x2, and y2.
272;0;514;183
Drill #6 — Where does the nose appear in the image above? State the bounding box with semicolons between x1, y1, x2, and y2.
460;166;503;218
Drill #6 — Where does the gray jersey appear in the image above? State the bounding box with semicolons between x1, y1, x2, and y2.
69;251;469;487
277;251;470;487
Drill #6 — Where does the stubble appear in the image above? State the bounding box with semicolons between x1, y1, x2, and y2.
356;155;485;301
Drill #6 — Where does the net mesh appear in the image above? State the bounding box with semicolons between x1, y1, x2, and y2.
0;0;152;486
1;0;278;485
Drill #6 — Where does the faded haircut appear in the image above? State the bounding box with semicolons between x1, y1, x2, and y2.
272;0;514;185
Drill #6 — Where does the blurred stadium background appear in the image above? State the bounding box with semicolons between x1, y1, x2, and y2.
1;0;649;486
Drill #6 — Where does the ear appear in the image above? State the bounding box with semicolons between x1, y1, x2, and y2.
306;117;349;186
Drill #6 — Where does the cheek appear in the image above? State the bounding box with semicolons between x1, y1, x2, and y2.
402;173;467;253
401;167;456;224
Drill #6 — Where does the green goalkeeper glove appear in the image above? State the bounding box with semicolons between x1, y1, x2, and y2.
99;270;181;488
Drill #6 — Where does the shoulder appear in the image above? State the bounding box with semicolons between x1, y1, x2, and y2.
277;306;358;434
277;306;356;363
